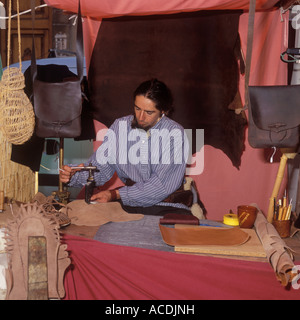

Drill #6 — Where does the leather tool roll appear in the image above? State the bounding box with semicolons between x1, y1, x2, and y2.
159;224;250;246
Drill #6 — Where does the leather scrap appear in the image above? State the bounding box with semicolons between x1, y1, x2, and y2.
31;192;71;228
61;200;144;227
159;224;250;246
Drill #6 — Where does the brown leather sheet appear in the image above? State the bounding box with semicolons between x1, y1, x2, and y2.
159;224;250;246
88;10;246;168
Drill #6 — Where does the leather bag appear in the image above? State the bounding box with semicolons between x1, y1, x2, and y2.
245;0;300;149
248;85;300;148
31;1;84;138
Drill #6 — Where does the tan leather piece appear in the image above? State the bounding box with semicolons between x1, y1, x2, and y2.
159;224;250;246
5;203;71;300
175;227;267;258
61;200;144;227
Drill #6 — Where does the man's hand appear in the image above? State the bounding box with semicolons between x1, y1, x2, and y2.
59;164;84;184
90;190;120;203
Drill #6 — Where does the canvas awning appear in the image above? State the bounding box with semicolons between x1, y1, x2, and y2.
44;0;281;17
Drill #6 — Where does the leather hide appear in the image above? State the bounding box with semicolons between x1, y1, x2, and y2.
88;10;246;168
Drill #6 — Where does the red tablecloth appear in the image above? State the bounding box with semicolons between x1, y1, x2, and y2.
62;234;300;300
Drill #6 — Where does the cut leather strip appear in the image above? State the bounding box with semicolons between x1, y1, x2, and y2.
159;224;250;246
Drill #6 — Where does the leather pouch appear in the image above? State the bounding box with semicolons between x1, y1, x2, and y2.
248;85;300;149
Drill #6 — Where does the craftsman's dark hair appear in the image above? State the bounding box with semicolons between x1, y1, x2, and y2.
133;79;174;115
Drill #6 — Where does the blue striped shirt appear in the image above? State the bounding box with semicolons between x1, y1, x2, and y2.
68;115;189;209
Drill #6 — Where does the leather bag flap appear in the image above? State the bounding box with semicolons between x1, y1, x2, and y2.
34;79;82;123
249;85;300;132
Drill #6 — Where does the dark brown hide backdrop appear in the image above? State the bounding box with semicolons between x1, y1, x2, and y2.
88;10;247;168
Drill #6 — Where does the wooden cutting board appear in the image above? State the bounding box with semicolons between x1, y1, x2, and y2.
174;225;267;258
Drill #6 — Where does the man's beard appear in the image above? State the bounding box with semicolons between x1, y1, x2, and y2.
131;115;152;132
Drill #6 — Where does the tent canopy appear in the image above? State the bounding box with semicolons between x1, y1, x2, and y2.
45;0;281;18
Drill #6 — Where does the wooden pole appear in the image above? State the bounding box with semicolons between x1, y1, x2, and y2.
267;154;288;223
59;138;64;193
267;150;298;223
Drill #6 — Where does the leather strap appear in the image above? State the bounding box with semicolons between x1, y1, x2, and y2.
244;0;256;109
31;0;83;82
296;160;300;216
110;189;118;201
75;0;83;82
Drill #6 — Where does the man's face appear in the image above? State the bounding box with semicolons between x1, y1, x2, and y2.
133;95;163;131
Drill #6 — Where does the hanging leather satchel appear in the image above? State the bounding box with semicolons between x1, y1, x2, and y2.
31;0;84;138
248;85;300;149
245;0;300;149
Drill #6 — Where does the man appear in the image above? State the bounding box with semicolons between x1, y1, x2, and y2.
60;79;192;215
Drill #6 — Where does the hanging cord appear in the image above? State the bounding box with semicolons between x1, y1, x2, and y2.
0;3;47;20
16;0;21;70
244;0;256;110
6;0;11;68
6;0;22;70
